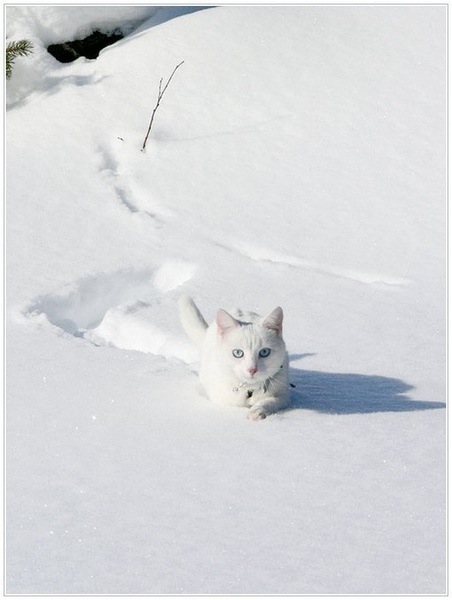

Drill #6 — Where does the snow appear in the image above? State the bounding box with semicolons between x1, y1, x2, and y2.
5;4;447;595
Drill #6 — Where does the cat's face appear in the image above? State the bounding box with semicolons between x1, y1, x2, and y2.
216;307;286;384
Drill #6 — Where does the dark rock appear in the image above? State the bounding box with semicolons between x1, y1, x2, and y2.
47;30;123;63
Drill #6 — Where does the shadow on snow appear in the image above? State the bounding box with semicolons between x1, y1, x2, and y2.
288;366;445;415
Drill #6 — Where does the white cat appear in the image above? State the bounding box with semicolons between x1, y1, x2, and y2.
178;296;289;420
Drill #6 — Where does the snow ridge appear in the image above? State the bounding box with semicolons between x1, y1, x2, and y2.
23;264;197;362
216;239;411;286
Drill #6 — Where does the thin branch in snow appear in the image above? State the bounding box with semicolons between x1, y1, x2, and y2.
141;61;185;152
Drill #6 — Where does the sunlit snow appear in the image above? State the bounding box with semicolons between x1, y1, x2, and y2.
5;5;446;595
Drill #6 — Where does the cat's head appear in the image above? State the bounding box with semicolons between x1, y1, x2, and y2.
216;307;286;384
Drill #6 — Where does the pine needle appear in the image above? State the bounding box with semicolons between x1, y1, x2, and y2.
6;39;34;79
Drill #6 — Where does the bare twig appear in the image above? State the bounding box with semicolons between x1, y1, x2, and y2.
141;61;185;152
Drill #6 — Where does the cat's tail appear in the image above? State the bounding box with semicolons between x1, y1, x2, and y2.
178;295;208;349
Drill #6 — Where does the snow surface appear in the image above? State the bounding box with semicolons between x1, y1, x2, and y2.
5;5;447;595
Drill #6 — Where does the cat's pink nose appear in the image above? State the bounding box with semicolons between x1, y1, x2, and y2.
248;367;258;376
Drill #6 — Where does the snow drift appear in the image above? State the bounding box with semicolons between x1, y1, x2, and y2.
5;5;447;594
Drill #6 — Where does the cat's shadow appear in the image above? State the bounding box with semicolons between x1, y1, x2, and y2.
288;357;445;415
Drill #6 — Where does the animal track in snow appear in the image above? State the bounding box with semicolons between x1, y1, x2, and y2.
218;239;410;287
24;262;198;363
96;145;173;223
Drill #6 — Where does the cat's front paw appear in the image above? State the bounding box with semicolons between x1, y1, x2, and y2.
247;408;267;421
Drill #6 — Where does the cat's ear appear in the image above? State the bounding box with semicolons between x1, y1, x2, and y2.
216;309;240;336
263;307;283;335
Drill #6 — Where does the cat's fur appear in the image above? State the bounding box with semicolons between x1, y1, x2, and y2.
179;296;289;420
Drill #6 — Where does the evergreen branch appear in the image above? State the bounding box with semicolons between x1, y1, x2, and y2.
6;39;33;79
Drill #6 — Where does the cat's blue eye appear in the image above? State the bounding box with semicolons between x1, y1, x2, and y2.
259;348;271;358
232;349;244;359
